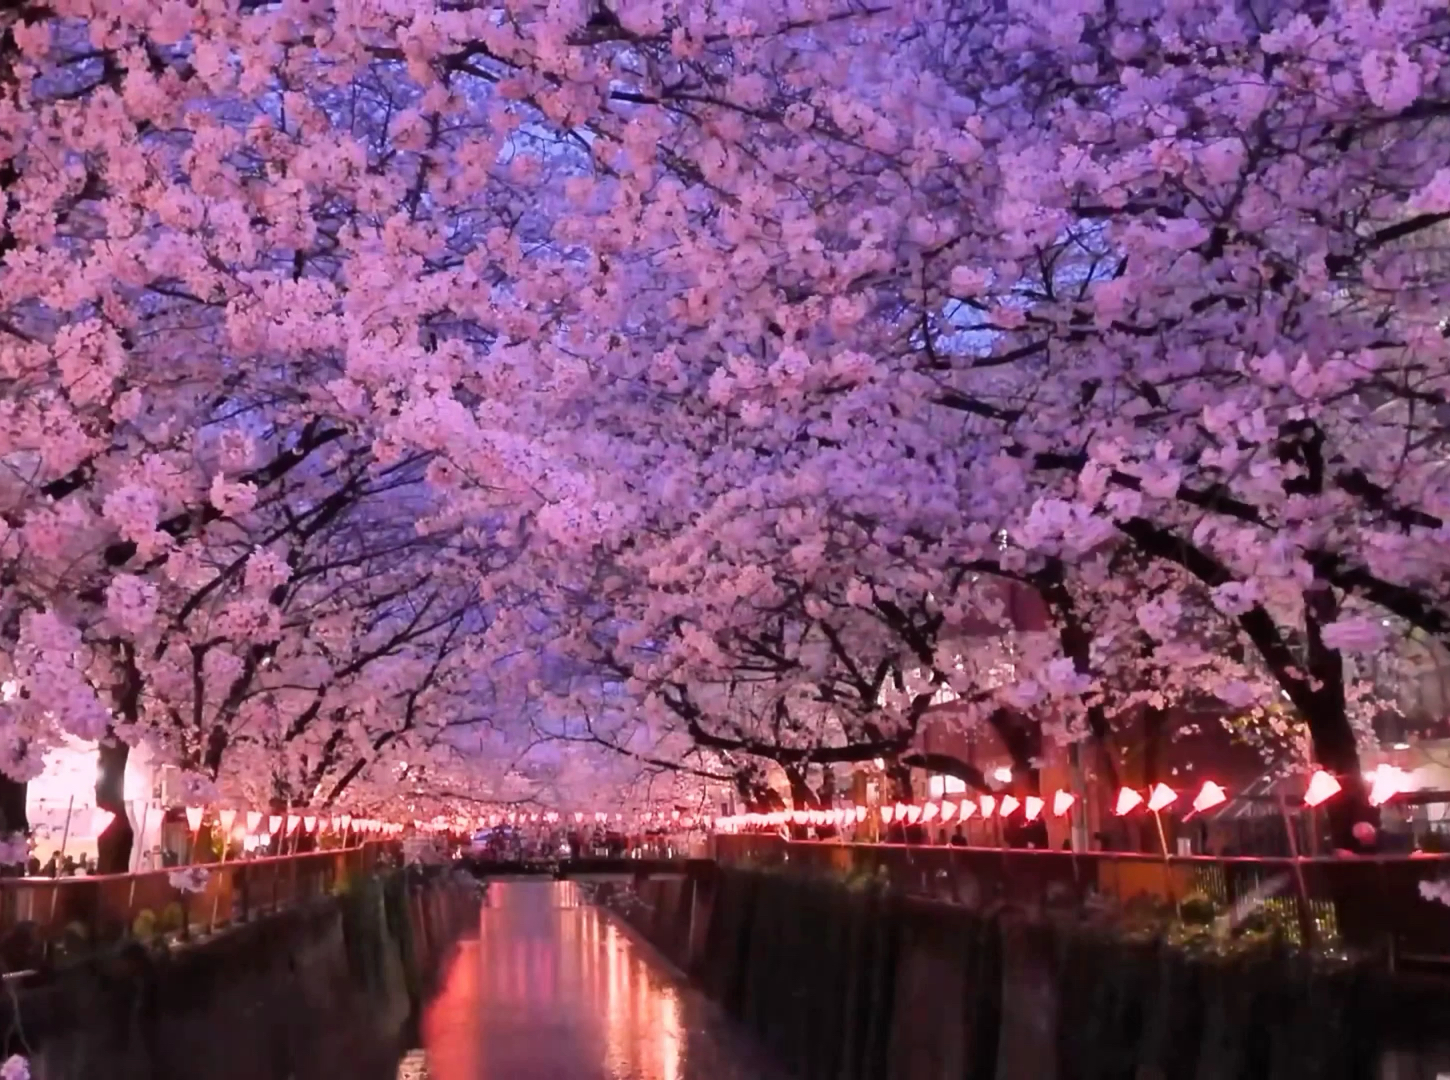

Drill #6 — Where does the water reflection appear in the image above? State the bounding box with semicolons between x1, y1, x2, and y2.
416;880;782;1080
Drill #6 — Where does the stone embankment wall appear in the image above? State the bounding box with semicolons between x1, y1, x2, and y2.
603;866;1450;1080
3;869;479;1080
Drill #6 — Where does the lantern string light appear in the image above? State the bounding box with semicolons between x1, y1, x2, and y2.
1147;783;1178;813
1114;787;1144;816
1303;770;1342;808
1368;763;1408;807
1191;782;1227;815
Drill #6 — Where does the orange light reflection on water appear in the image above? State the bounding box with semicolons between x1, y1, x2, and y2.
420;881;693;1080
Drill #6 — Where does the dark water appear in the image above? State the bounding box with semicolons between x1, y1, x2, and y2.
408;879;787;1080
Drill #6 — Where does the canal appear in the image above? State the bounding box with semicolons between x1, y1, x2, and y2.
407;879;787;1079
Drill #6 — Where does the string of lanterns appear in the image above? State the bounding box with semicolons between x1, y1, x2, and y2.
182;806;403;846
176;765;1412;844
711;766;1412;833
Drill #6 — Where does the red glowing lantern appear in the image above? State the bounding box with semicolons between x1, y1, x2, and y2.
1114;787;1144;815
184;806;204;832
1368;764;1408;807
268;814;283;834
880;805;895;824
854;805;867;823
218;809;237;834
1147;783;1178;813
904;804;922;825
246;811;263;833
922;802;940;823
958;799;977;820
1303;770;1341;807
1052;790;1076;816
940;801;957;823
1024;796;1044;822
1191;782;1227;814
979;795;996;818
999;794;1020;818
286;814;300;834
303;815;317;833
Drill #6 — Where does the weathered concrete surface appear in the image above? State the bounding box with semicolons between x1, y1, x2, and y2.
2;869;479;1080
602;866;1450;1080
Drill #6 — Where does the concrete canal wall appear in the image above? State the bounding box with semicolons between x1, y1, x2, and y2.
1;869;479;1080
602;865;1450;1080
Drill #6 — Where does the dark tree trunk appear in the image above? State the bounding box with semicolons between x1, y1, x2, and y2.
987;707;1042;794
885;762;915;802
0;776;26;835
1302;585;1376;852
95;731;134;874
0;776;26;877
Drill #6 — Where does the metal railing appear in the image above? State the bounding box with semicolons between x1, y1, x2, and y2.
0;842;398;964
713;834;1450;963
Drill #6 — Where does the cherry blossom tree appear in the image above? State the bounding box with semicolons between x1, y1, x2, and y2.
6;0;1450;861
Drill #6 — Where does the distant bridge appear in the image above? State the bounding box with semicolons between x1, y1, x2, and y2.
458;855;708;879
